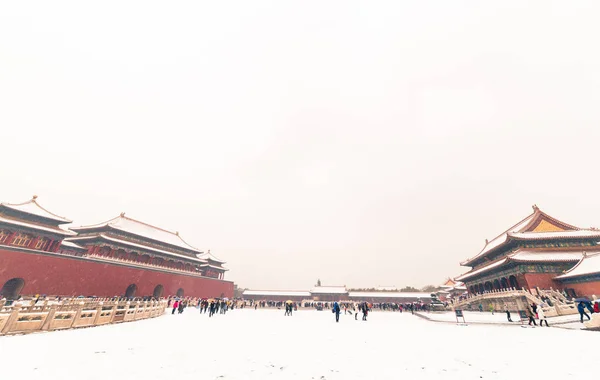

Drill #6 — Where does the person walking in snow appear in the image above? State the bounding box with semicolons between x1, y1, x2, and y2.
333;301;341;323
578;301;591;323
172;300;179;315
538;304;549;327
504;306;512;322
526;305;537;326
362;302;369;321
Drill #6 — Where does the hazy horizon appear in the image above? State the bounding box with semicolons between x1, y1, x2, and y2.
1;1;599;290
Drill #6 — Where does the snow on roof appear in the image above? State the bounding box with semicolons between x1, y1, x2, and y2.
66;234;208;263
310;286;348;294
243;290;311;297
60;240;86;250
71;214;202;253
461;207;584;266
0;215;75;236
0;196;72;223
455;258;508;281
556;252;600;280
509;250;584;262
456;249;586;281
197;250;226;264
462;212;536;265
348;292;433;299
509;230;600;240
200;263;229;271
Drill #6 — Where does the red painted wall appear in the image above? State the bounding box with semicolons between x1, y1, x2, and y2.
522;273;563;290
564;281;600;297
0;248;233;298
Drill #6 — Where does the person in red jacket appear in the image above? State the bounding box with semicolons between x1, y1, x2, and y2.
172;300;179;315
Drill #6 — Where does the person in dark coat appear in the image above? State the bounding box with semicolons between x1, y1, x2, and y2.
504;306;512;322
332;301;341;322
578;302;591;323
526;306;537;326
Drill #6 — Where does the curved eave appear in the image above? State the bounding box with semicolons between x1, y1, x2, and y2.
507;232;600;241
105;225;204;255
0;216;76;236
200;264;228;271
70;216;204;255
0;200;72;224
67;234;208;264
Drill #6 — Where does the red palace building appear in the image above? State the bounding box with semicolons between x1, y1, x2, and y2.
0;196;233;300
456;205;600;297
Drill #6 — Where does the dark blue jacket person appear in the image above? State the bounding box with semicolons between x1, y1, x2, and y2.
333;301;341;322
578;302;591;323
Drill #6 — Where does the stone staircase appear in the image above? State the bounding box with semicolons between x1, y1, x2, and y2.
452;288;577;317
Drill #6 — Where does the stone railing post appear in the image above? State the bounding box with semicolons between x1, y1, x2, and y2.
109;303;118;323
41;304;58;331
1;305;22;334
124;301;131;321
92;302;104;325
71;302;84;328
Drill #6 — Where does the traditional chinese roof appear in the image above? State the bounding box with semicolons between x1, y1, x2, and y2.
310;286;348;294
60;240;86;250
555;252;600;280
197;250;226;264
70;214;202;254
456;248;585;281
508;230;600;240
0;196;72;224
0;214;75;236
66;234;208;263
461;205;594;267
200;263;229;271
243;290;311;297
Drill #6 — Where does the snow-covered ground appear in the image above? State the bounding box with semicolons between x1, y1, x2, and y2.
0;309;595;380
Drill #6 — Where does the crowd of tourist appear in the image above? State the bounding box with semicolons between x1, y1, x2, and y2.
242;299;436;314
167;297;236;317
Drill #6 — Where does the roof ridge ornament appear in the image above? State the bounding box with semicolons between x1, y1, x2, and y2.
175;231;179;236
120;212;125;217
532;204;539;211
32;195;38;200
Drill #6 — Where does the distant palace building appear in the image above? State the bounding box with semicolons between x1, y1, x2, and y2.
0;196;232;300
243;286;433;303
455;205;600;297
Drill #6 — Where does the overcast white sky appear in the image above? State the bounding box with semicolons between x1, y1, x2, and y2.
1;1;599;290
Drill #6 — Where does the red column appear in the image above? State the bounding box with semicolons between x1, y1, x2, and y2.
5;231;18;245
53;240;61;252
47;239;55;252
29;236;41;250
